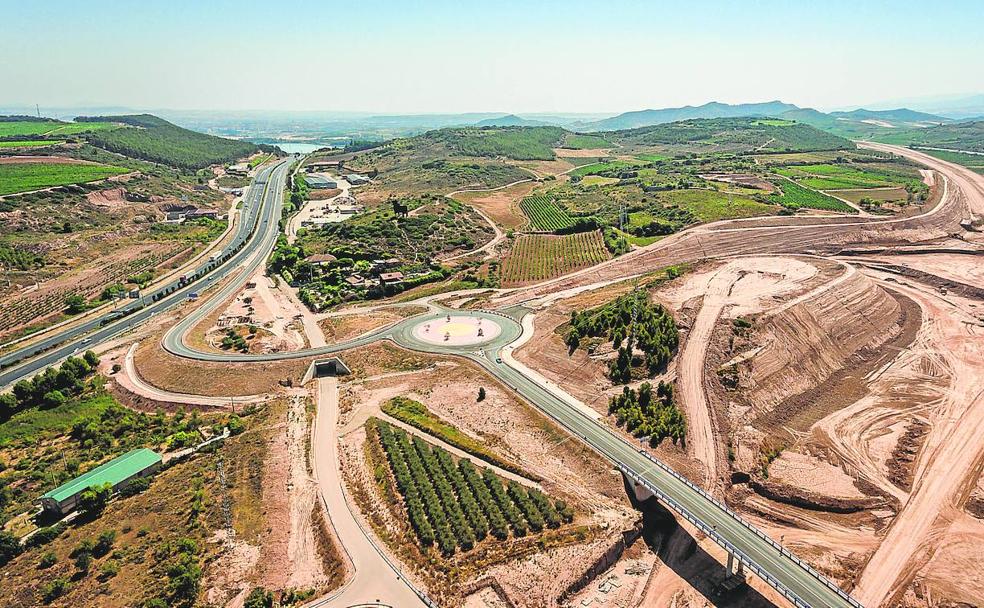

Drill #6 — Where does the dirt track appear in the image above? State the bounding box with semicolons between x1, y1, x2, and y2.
492;144;982;309
852;274;984;606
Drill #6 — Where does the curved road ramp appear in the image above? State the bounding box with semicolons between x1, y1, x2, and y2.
0;153;871;608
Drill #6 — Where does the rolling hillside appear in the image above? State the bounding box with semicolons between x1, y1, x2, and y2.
608;117;852;153
416;125;567;160
77;114;258;170
580;101;799;131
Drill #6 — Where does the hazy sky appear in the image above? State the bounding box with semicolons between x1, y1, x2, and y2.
3;0;983;114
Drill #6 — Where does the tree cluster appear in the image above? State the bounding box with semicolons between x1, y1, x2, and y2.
565;291;678;383
3;352;98;420
609;381;686;446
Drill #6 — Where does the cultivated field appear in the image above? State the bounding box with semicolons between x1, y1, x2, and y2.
518;195;574;231
0;160;128;195
769;179;857;212
0;120;118;138
500;231;610;286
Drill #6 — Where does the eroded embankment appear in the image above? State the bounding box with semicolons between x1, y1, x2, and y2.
739;270;914;435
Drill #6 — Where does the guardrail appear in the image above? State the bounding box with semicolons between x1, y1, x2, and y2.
626;450;864;608
623;467;812;607
476;319;863;608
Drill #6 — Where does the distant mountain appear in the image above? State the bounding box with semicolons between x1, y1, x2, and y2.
580;101;799;131
474;114;550;127
828;108;949;124
844;93;984;121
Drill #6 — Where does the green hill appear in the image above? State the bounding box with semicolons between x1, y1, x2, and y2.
608;117;852;153
581;101;799;131
416;126;567;160
474;114;550;128
76;114;258;170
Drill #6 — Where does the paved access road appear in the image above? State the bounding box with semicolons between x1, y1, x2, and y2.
164;300;858;608
0;159;293;389
4;147;868;606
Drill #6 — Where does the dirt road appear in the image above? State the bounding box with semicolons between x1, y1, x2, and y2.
309;376;428;608
853;274;984;606
117;343;266;407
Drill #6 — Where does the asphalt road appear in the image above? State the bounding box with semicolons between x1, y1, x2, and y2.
2;152;861;607
0;158;292;389
165;303;859;607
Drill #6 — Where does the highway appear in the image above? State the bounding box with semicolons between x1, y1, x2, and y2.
2;152;867;607
0;158;292;389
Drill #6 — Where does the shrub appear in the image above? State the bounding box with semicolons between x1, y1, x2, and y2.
26;525;64;548
99;559;120;580
78;482;113;517
119;476;151;497
0;531;21;566
244;587;274;608
38;551;57;569
41;577;69;603
93;529;116;557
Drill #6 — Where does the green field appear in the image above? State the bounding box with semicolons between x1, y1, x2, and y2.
501;231;611;285
658;189;777;222
580;175;619;187
561;134;611;149
0;120;118;138
0;140;65;149
570;159;644;178
769;179;856;212
634;153;668;162
0;161;128;195
775;163;916;190
519;195;575;231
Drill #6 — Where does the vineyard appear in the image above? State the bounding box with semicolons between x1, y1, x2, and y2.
376;421;573;556
0;243;187;339
500;231;610;286
519;195;574;231
768;179;856;213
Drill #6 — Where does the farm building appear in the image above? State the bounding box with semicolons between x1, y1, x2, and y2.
306;160;341;172
227;163;250;176
345;173;369;185
305;253;337;266
40;448;162;515
379;271;405;286
306;174;338;189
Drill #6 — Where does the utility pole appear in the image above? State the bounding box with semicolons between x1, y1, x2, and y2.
36;104;40;118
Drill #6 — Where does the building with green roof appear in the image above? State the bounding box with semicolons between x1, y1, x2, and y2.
40;448;162;515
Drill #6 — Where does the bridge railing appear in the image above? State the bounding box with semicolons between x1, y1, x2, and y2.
627;449;864;608
622;467;814;607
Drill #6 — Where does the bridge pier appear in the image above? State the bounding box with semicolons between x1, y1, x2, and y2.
726;552;744;576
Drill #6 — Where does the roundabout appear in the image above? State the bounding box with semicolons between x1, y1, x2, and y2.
410;314;501;346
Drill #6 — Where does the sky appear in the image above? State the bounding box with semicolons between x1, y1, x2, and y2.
2;0;983;115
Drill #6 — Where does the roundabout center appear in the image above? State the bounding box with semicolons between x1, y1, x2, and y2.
410;314;502;346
